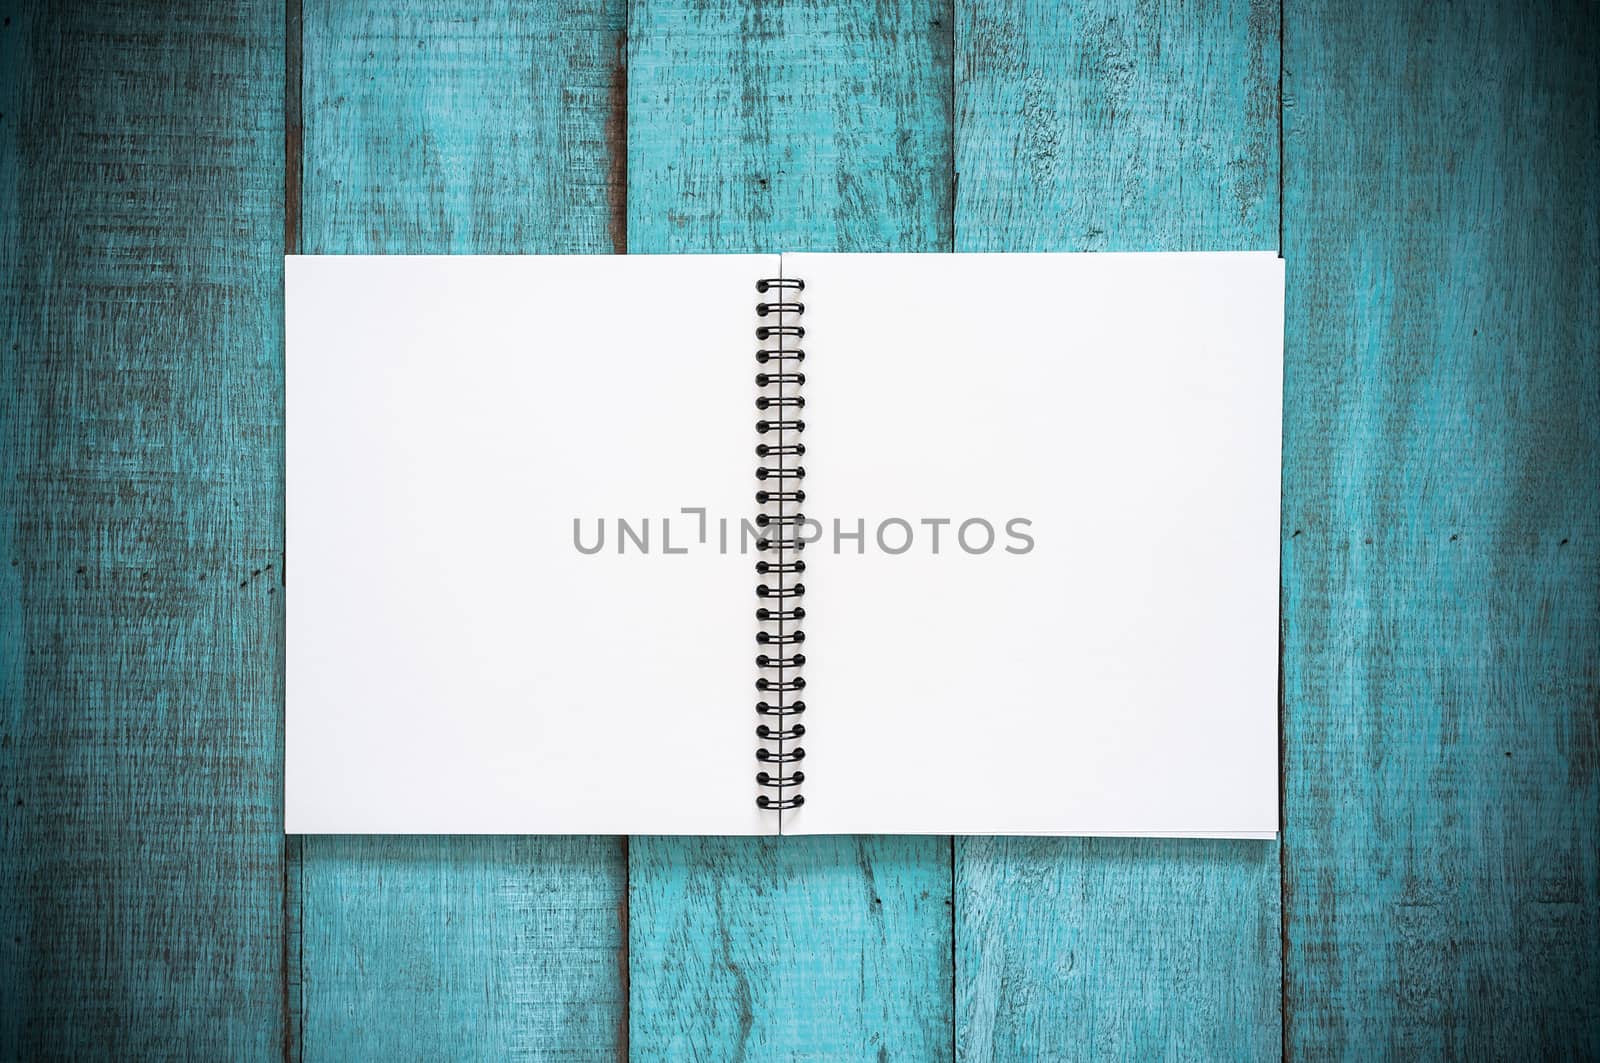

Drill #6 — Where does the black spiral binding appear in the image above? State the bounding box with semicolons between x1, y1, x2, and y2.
754;275;806;812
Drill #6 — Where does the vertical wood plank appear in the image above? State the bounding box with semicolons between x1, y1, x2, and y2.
625;1;957;1057
295;3;628;1059
953;1;1284;1058
1281;0;1598;1055
0;1;286;1057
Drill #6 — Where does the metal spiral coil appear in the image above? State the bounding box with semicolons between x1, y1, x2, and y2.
754;275;806;813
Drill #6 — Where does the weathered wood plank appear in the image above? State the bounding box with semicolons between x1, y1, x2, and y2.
953;1;1283;1058
299;1;625;257
625;0;956;1057
0;1;287;1057
629;838;955;1059
295;3;628;1059
298;836;626;1059
628;0;954;255
1281;0;1599;1055
956;0;1279;252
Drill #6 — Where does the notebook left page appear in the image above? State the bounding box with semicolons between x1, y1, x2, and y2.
286;254;773;834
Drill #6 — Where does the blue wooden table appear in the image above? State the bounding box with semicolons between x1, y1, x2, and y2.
2;0;1595;1058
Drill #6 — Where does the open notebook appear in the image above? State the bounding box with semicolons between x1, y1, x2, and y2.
286;252;1284;837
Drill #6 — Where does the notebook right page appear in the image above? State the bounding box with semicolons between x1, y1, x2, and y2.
787;251;1283;836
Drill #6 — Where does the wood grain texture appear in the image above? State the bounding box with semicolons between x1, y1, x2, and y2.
3;1;1593;1056
629;839;954;1060
628;0;954;255
955;0;1279;253
297;837;625;1060
295;3;628;1059
1281;0;1599;1055
0;1;286;1057
625;0;956;1057
299;0;625;257
960;839;1280;1059
953;1;1283;1058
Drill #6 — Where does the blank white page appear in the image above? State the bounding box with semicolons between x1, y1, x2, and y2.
286;254;773;834
788;252;1283;836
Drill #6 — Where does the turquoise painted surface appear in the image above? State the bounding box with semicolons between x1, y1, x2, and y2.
625;1;957;1057
1;2;287;1057
953;1;1283;1057
1;0;1595;1058
1281;0;1599;1054
293;2;628;1059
